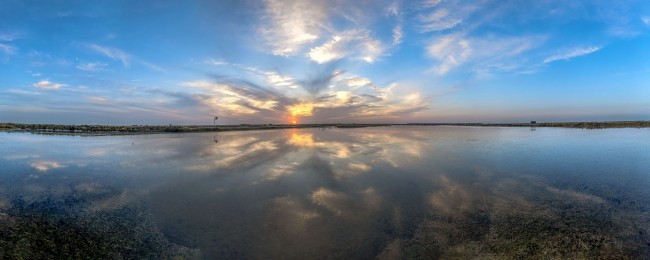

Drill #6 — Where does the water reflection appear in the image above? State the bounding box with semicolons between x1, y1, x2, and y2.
1;127;649;258
30;160;63;172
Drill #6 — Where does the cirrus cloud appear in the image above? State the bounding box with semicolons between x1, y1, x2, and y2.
259;0;329;56
543;46;602;63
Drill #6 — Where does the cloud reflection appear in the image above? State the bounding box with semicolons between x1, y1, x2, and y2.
3;127;649;258
30;160;63;172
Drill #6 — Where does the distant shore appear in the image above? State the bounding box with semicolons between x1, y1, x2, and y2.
0;123;390;136
1;121;649;136
405;121;650;129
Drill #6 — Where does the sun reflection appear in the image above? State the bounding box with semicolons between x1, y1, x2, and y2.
289;132;314;147
184;128;428;176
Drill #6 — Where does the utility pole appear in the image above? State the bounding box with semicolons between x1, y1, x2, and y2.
214;116;218;128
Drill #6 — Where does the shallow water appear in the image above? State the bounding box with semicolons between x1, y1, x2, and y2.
1;126;650;258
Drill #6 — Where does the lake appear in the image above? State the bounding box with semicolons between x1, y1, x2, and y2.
1;126;649;258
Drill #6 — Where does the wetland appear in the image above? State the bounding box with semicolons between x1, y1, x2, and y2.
1;126;649;258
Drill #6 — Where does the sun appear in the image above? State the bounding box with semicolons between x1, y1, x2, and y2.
292;120;297;125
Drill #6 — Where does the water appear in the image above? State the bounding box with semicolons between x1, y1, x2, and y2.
1;126;649;258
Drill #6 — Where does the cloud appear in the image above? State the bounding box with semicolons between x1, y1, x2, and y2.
0;32;18;56
25;50;71;67
141;60;167;72
386;1;399;17
204;58;227;66
416;0;480;33
426;34;544;75
392;25;403;46
87;44;165;71
308;35;345;63
426;34;472;75
182;80;287;116
385;1;403;46
0;43;16;55
419;8;462;32
641;16;650;27
231;64;301;92
307;30;385;64
423;0;442;8
88;44;130;66
6;89;42;96
260;0;328;56
265;72;298;89
33;80;66;91
297;64;344;94
76;62;106;71
89;96;108;103
543;46;602;63
176;67;428;123
0;34;16;42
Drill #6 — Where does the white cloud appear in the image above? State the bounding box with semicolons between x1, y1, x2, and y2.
141;61;167;72
427;35;472;75
204;58;227;66
426;34;544;75
544;46;602;63
361;38;383;63
232;64;300;91
392;25;403;46
265;72;298;89
179;72;427;123
76;62;106;72
308;35;345;63
0;33;18;42
183;81;279;115
88;44;130;67
260;0;328;56
307;30;385;64
385;1;403;46
642;16;650;27
386;1;399;17
87;44;164;71
341;76;373;88
423;0;442;8
419;8;462;32
0;43;16;55
33;80;66;91
6;89;42;95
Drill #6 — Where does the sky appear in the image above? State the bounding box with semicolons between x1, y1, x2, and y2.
0;0;649;125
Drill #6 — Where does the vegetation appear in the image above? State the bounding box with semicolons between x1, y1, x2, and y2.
0;122;390;135
406;121;650;129
0;197;198;259
1;121;648;136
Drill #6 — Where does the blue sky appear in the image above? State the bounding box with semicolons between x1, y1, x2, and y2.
1;0;649;125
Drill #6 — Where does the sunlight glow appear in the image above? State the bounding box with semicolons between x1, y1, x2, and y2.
288;103;314;117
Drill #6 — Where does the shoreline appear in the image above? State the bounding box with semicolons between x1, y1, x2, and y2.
0;123;391;136
1;121;649;136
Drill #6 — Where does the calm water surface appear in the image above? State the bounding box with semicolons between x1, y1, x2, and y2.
1;126;649;258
